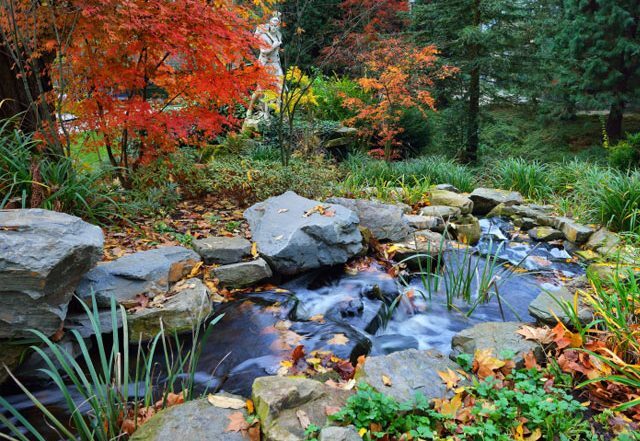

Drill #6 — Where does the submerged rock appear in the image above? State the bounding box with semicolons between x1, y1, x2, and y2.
528;286;592;327
528;226;564;242
127;278;212;341
245;192;363;275
253;376;353;441
326;197;411;242
469;188;523;216
450;322;543;367
192;236;252;265
0;209;103;339
212;258;273;288
130;396;247;441
77;246;200;308
0;341;28;385
355;348;459;403
428;190;473;215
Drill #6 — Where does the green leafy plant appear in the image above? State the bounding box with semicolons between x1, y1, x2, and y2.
332;367;594;440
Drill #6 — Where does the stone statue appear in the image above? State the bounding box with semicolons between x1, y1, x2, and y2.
246;12;284;125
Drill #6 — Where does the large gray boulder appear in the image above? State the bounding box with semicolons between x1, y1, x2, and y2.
326;197;411;241
76;246;200;308
253;376;353;441
355;349;459;403
212;258;273;288
192;236;252;265
0;209;103;338
130;396;248;441
451;322;543;367
128;278;212;341
245;192;363;275
469;188;523;216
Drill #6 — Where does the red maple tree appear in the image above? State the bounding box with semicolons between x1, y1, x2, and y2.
66;0;270;181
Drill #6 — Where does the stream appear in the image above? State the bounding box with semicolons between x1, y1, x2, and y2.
1;217;585;438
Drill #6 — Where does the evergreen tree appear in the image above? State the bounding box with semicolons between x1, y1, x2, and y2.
555;0;639;142
412;0;550;162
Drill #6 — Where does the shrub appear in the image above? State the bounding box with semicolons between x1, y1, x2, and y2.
314;74;368;121
129;148;210;199
208;155;340;204
580;170;640;234
0;119;122;222
609;132;640;170
491;158;552;201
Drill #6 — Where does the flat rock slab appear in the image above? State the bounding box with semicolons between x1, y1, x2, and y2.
320;426;361;441
128;278;212;341
428;190;473;215
451;322;542;367
528;226;564;242
77;246;200;308
253;376;353;441
0;209;103;338
192;236;252;265
419;205;461;220
130;396;247;441
470;188;523;215
355;348;458;403
555;217;595;244
435;184;460;193
326;197;411;242
528;286;592;327
212;258;273;288
404;214;442;231
392;230;445;269
245;192;363;275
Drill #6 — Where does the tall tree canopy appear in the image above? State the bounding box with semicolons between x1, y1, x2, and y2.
555;0;639;142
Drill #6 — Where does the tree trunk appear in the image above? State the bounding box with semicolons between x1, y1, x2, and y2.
463;0;481;163
0;48;37;132
0;44;55;135
605;100;624;143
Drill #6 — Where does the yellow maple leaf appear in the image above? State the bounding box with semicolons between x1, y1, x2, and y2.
327;333;349;346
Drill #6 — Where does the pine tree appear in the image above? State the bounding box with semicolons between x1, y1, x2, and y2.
412;0;549;162
555;0;640;142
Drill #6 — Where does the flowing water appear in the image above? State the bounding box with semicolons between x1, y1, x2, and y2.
1;217;585;438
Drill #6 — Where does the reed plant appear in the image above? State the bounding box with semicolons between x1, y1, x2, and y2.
0;295;219;441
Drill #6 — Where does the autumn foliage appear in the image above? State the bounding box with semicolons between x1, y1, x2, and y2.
1;0;272;180
320;0;409;74
342;38;456;160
